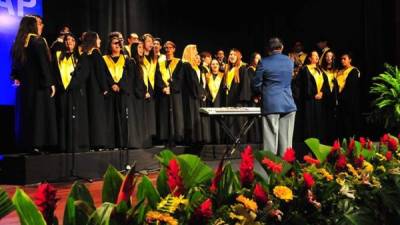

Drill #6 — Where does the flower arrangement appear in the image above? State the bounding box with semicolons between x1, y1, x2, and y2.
1;134;400;225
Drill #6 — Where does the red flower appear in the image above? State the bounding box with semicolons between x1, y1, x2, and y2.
335;154;347;170
303;155;320;165
366;140;373;150
240;145;254;187
386;151;393;161
359;137;366;148
331;139;341;154
282;147;296;163
261;157;283;174
210;160;224;193
190;198;213;225
167;159;184;196
381;134;389;144
253;183;268;206
354;155;364;168
116;168;137;205
34;183;58;225
347;138;355;155
388;138;398;151
303;172;315;188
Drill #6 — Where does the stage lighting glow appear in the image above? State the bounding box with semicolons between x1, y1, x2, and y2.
0;0;42;106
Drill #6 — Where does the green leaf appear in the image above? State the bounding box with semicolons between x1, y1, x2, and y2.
102;165;124;203
64;181;95;225
219;163;241;197
255;150;292;176
136;176;160;208
0;187;14;219
176;154;214;189
63;197;76;225
12;188;46;225
87;202;115;225
305;138;331;162
156;167;169;197
360;149;375;160
68;181;95;207
155;150;176;166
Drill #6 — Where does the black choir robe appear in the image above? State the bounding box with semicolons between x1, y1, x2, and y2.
205;71;224;144
141;55;157;146
182;62;208;143
337;67;361;139
222;64;252;143
11;35;58;151
246;66;262;143
80;49;109;149
297;65;330;143
323;69;339;143
53;51;89;152
129;58;148;148
155;58;185;143
104;54;142;148
199;66;211;143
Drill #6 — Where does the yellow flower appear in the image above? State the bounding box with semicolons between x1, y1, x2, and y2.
236;195;258;212
376;165;386;173
157;195;188;214
318;168;334;181
375;153;386;161
346;164;359;177
362;161;374;174
273;186;293;202
335;172;348;186
146;211;178;225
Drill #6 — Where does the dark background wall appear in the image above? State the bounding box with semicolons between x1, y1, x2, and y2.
1;0;399;153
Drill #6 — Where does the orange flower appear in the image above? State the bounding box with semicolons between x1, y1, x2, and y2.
303;155;320;165
262;157;283;173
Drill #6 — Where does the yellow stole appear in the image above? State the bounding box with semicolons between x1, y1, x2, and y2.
142;56;157;90
336;66;354;93
159;58;180;86
226;62;245;94
299;53;307;64
207;72;223;102
248;66;256;72
103;55;125;83
24;33;37;47
322;69;337;92
307;65;324;93
56;51;75;89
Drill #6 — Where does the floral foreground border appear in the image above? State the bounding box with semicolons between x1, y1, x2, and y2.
1;134;400;225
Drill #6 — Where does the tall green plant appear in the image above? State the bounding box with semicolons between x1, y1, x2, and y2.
370;63;400;128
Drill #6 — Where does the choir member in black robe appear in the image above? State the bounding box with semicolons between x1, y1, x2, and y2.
140;34;157;146
206;59;224;144
198;54;211;143
103;33;141;148
297;51;330;143
129;41;148;148
181;44;207;144
80;31;110;150
11;15;57;153
336;53;361;139
247;52;262;143
222;49;252;143
124;33;139;58
53;33;89;153
321;50;339;142
155;41;185;146
50;26;70;54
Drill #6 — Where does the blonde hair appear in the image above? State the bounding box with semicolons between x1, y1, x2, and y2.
182;44;198;68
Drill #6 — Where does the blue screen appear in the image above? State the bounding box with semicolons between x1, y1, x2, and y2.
0;0;42;105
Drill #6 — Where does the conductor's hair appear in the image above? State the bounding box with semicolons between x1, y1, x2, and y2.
268;37;284;51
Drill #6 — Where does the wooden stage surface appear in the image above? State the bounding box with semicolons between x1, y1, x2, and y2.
0;172;159;225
